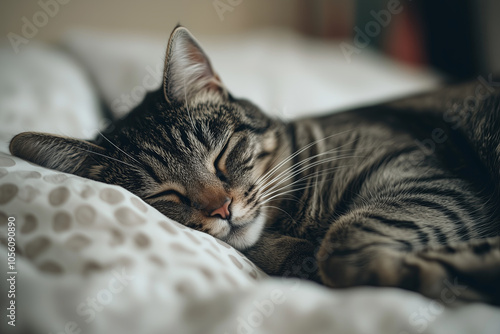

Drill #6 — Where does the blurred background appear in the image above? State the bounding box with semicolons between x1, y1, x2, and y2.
2;3;500;334
2;0;499;77
0;0;499;130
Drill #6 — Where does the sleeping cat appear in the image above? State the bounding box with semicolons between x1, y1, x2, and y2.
10;26;500;305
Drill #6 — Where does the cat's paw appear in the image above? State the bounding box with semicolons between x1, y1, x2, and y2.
402;241;500;305
317;243;410;288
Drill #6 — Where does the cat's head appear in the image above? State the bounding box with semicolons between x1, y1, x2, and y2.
10;26;288;250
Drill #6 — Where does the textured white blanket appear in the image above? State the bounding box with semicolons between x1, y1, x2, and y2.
0;32;498;334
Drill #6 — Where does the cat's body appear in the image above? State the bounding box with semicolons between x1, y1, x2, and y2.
267;99;498;246
10;26;500;305
246;85;500;303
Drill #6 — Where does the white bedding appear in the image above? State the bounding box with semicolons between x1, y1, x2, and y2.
0;32;499;334
60;29;442;119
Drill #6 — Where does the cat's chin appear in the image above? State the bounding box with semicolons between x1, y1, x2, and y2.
220;212;267;250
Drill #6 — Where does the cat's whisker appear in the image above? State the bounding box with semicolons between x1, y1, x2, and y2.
258;142;385;193
259;185;318;206
261;205;296;223
183;77;197;130
260;193;306;207
258;138;396;190
260;164;355;202
256;146;358;196
98;131;143;166
261;165;348;199
258;148;361;193
72;146;141;170
256;148;364;202
259;170;351;206
255;130;355;187
260;185;322;206
258;139;384;190
255;133;348;187
256;127;294;182
260;165;353;201
260;154;362;196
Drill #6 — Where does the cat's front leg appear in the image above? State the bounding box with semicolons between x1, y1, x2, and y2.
243;231;321;282
317;214;415;290
406;236;500;305
317;212;500;305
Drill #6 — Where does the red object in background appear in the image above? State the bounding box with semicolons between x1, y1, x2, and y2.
386;7;427;66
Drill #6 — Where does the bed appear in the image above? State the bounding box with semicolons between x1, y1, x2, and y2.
1;29;499;334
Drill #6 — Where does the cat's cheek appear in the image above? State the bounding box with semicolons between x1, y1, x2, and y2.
226;214;266;250
252;162;268;180
229;201;247;222
147;200;195;224
203;218;231;239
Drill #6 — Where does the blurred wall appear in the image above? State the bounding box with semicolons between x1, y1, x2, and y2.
0;0;305;41
1;0;497;78
479;0;500;74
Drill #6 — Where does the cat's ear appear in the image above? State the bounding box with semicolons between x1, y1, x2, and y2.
163;25;227;104
9;132;107;178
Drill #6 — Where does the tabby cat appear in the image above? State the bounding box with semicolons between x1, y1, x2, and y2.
10;26;500;305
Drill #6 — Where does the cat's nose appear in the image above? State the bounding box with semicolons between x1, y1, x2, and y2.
210;198;232;220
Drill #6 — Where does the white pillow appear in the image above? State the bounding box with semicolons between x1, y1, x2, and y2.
0;44;101;146
61;29;442;120
1;40;498;334
0;43;265;334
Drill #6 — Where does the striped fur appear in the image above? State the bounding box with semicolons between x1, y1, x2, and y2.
10;27;500;305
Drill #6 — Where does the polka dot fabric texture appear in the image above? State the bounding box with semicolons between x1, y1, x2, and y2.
0;152;266;333
0;44;265;333
0;152;264;281
2;41;498;334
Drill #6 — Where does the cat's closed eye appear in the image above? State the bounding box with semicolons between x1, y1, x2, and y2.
256;151;271;160
146;189;188;204
214;139;230;180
